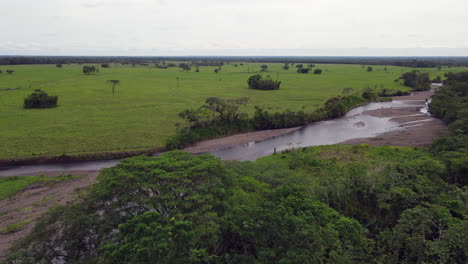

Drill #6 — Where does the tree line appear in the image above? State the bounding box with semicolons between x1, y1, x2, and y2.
2;56;468;67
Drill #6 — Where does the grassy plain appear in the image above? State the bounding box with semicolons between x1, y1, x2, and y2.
0;62;466;159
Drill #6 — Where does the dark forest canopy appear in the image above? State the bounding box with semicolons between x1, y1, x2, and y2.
1;55;468;67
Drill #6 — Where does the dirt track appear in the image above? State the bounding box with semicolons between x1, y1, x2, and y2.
0;170;98;258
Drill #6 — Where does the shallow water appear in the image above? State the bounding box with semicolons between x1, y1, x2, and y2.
0;100;427;176
212;100;426;161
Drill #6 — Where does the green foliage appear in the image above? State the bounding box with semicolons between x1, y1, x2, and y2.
314;68;323;74
23;89;58;109
6;151;369;263
82;65;96;74
251;107;307;129
297;68;310;74
429;71;468;187
247;74;281;90
399;70;431;91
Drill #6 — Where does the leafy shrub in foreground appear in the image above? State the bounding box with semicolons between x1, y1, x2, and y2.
23;89;58;109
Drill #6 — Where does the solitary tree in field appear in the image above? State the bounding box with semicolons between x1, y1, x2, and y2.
214;68;219;74
6;70;14;74
106;80;120;94
283;63;289;70
83;65;96;75
261;65;268;72
56;64;62;68
367;66;373;72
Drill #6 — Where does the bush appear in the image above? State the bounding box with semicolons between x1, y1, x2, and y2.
313;69;322;74
247;75;281;90
24;89;58;109
297;68;310;74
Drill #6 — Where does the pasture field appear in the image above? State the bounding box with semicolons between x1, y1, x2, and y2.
0;62;466;160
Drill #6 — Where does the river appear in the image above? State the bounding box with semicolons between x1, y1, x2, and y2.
0;97;431;177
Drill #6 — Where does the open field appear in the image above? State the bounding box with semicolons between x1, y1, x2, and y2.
0;63;467;160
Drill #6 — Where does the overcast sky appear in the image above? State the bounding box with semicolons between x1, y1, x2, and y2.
1;0;467;56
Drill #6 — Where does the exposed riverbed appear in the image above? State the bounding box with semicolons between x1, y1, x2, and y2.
0;86;445;176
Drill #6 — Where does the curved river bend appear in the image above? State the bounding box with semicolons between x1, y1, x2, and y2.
0;100;427;177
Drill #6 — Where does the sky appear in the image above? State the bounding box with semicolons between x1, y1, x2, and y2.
1;0;467;56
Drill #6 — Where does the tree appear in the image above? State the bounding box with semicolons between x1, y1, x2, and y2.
367;66;373;72
283;63;289;70
106;80;120;94
297;68;310;74
260;65;268;71
82;65;96;75
214;68;219;74
399;70;431;91
313;69;322;74
101;63;110;68
247;74;281;90
6;70;14;74
179;63;191;71
24;89;58;108
56;64;62;68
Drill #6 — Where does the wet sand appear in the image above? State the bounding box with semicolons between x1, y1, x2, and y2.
341;89;448;146
184;127;302;154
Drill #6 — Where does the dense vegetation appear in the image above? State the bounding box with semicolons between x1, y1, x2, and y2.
247;74;281;90
429;71;468;186
2;56;468;67
399;70;432;91
23;89;58;109
4;143;466;263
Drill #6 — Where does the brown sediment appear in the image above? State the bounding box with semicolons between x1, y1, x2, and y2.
0;170;98;258
184;126;302;154
341;89;448;147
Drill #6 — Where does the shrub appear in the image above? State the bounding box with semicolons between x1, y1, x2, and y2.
313;69;322;74
82;65;96;75
101;63;110;68
247;75;281;90
297;68;310;74
24;89;58;109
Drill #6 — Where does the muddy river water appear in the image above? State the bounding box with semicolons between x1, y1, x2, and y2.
0;98;430;177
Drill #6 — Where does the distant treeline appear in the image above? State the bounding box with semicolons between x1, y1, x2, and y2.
1;55;468;67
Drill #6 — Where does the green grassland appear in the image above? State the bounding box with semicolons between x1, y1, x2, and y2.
0;63;466;159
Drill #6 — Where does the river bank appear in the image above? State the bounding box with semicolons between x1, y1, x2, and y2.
341;89;447;146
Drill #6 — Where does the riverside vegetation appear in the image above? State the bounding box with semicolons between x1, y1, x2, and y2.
1;63;466;161
1;71;467;263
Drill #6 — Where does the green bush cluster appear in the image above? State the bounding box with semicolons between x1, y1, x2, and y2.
247;74;281;90
399;70;431;91
167;91;380;148
5;144;466;263
23;89;58;109
429;71;468;186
